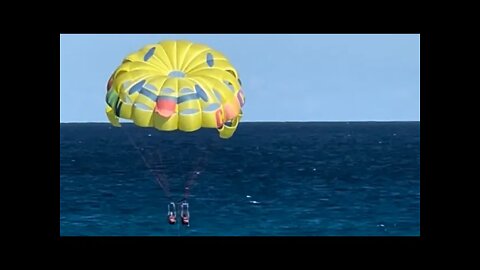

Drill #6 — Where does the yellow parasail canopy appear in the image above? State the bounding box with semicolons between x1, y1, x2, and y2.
105;40;245;139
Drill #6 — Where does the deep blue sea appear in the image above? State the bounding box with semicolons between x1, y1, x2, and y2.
60;122;420;236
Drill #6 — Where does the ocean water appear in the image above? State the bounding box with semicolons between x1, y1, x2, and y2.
60;122;420;236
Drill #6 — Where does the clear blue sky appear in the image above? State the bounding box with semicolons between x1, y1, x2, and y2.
60;34;419;122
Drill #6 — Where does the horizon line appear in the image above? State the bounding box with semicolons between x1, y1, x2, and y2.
60;120;420;123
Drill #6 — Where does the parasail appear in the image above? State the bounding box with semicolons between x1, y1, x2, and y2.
105;40;245;139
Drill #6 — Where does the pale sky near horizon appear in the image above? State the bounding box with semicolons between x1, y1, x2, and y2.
60;34;420;122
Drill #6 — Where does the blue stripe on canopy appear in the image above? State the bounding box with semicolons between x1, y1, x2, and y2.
144;47;155;61
139;88;157;102
177;93;198;104
129;80;146;95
